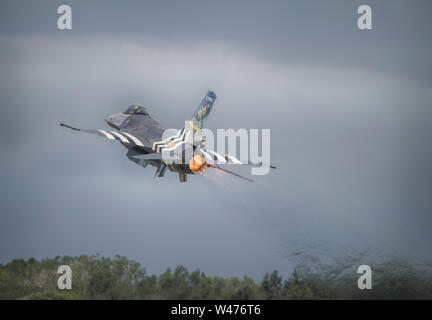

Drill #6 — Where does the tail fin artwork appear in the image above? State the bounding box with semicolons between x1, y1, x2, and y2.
184;90;217;149
191;90;216;133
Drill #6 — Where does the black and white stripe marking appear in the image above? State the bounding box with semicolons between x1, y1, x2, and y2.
98;130;145;147
152;128;187;152
201;149;242;164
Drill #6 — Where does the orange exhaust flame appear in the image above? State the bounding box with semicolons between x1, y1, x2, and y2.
189;155;208;174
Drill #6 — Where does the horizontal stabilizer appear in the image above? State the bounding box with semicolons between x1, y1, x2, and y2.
130;153;163;161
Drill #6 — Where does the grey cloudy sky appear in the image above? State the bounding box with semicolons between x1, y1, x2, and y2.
0;0;431;279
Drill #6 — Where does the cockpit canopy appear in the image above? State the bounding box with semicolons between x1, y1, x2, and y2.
123;104;149;116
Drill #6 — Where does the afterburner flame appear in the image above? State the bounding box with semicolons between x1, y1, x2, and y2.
189;155;208;174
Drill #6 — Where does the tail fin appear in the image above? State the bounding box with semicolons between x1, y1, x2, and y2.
192;90;216;130
160;91;216;152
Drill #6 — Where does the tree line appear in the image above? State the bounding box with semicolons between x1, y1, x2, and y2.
0;255;431;299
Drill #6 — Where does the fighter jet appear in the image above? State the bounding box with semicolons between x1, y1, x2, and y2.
61;91;273;182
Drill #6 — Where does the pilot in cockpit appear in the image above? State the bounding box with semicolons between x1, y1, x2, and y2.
123;104;149;116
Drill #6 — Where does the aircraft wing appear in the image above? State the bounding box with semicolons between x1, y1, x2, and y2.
60;123;150;150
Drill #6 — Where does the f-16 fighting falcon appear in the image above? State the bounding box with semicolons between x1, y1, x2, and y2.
61;91;274;182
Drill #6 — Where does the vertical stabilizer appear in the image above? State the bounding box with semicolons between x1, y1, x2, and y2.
192;90;216;131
